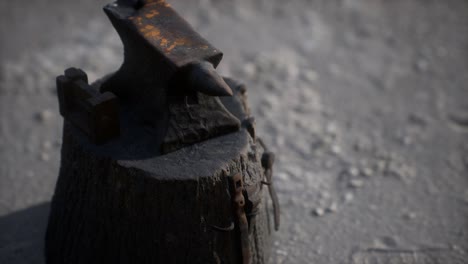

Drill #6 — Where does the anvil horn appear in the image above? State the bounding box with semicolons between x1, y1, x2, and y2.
184;61;233;97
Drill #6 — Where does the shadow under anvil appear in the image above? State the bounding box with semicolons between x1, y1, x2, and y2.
0;203;49;264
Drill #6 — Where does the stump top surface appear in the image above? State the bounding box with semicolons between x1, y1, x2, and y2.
119;130;251;180
69;122;251;180
68;78;251;180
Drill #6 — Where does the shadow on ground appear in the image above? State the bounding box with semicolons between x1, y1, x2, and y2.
0;203;49;264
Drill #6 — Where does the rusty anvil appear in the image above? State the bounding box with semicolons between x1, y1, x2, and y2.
67;0;241;152
102;0;241;153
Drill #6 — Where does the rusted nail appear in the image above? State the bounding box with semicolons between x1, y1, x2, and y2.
229;173;251;264
261;151;280;231
265;168;280;231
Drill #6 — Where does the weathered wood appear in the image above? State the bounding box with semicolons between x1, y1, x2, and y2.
45;80;275;264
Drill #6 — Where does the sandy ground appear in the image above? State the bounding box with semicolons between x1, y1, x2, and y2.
1;0;468;263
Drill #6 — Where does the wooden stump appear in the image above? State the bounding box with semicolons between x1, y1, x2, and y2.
45;79;276;263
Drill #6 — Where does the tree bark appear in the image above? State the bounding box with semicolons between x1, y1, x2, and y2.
45;79;274;264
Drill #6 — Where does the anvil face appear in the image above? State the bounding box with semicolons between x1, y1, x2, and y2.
104;0;223;68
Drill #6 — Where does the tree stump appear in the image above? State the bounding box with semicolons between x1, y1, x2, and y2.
46;1;279;262
45;78;277;263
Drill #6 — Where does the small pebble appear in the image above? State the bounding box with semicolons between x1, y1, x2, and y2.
374;236;399;249
312;208;325;217
402;211;417;220
331;145;341;154
276;172;290;182
348;166;359;177
325;122;338;136
400;135;412;146
319;191;330;199
362;167;373;177
42;140;52;150
448;113;468;129
284;63;299;79
388;162;416;180
415;59;429;72
376;160;387;172
303;70;319;82
327;202;338;213
344;192;354;203
408;113;427;127
275;249;288;256
349;179;364;188
39;152;50;162
243;62;257;78
36;109;54;123
353;139;373;152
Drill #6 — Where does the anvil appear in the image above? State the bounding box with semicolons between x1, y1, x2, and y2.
101;0;240;153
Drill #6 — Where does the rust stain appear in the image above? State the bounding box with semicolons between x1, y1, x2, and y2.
130;16;144;26
164;38;188;53
140;24;161;39
145;9;160;19
160;38;169;47
144;29;161;39
133;18;190;54
129;0;195;54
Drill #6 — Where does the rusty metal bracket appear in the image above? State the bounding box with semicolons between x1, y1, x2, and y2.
229;173;251;264
56;68;120;144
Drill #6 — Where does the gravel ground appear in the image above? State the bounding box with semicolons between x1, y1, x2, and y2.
1;0;468;263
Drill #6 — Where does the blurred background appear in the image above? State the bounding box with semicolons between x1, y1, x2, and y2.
1;0;467;263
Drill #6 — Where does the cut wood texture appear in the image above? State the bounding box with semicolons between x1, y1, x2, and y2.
45;78;277;264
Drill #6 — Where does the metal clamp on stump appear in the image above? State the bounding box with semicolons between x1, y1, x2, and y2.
56;68;120;144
